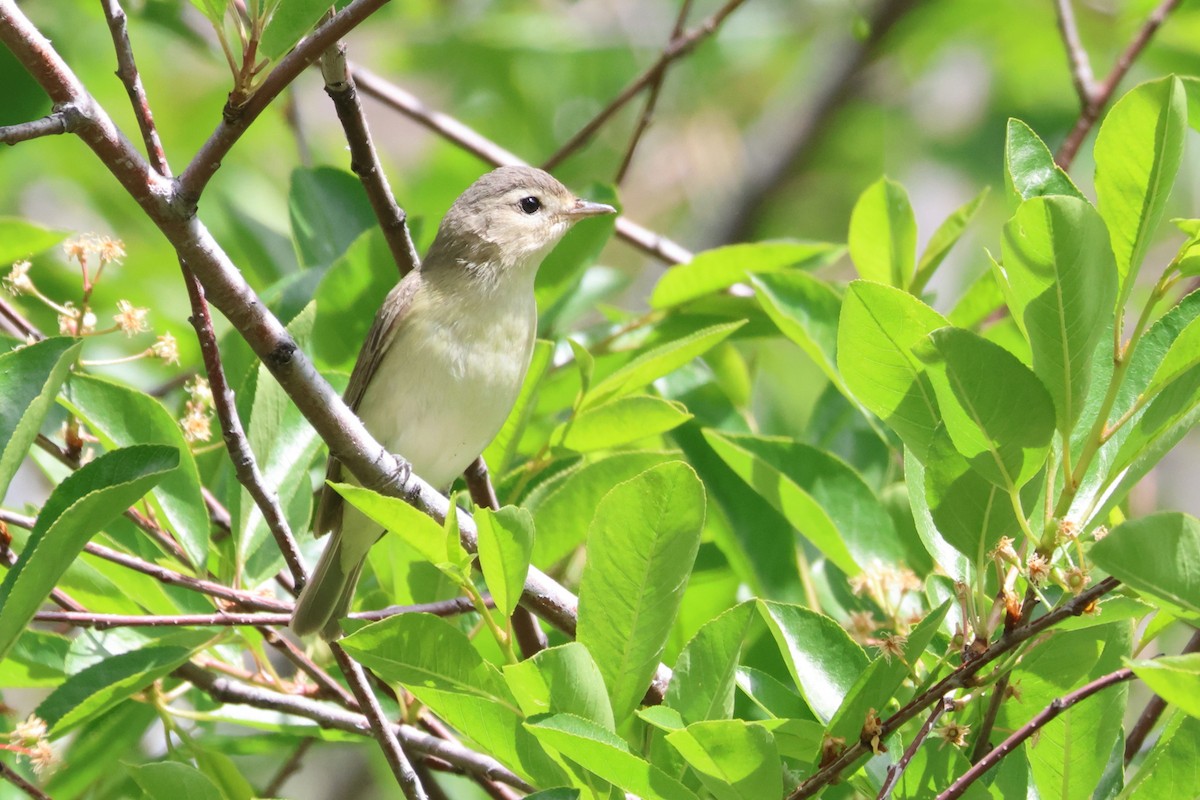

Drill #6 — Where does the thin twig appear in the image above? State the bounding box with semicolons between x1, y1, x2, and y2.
322;39;420;278
936;668;1135;800
1053;0;1096;106
878;694;954;799
1124;627;1200;763
262;737;313;797
0;105;82;145
0;761;51;800
542;0;748;170
0;296;42;339
351;66;694;265
1055;0;1183;168
331;644;428;800
1;544;87;612
259;626;360;708
970;673;1009;763
33;610;291;627
98;0;169;175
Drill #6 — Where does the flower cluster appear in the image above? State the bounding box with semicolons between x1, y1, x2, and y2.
180;376;214;443
4;714;58;777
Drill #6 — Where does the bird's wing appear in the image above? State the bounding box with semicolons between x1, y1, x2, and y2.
313;272;421;538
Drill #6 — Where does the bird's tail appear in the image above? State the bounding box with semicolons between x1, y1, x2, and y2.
291;533;365;640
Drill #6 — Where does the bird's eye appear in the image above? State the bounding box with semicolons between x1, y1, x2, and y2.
518;196;541;215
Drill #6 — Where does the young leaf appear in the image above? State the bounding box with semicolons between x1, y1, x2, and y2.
998;196;1118;434
576;462;705;722
750;271;842;386
559;395;693;452
61;373;210;567
503;642;615;730
1095;77;1188;309
259;0;330;60
1004;119;1085;208
911;187;989;292
328;482;446;565
848;177;917;288
837;281;948;460
667;601;755;724
0;445;178;662
918;326;1055;490
1090;513;1200;618
0;336;80;500
666;720;782;800
475;505;535;619
650;241;842;309
1144;315;1200;398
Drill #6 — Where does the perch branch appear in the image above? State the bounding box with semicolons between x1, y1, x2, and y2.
0;105;83;145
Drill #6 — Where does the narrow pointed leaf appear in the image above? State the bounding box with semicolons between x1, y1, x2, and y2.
651;241;842;309
0;337;80;500
475;505;535;618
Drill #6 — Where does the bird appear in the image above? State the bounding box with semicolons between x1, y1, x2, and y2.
291;165;616;639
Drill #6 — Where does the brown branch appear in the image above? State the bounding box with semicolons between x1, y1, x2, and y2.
34;609;293;627
969;673;1009;763
1053;0;1096;106
0;761;51;800
331;643;429;799
614;0;694;184
1054;0;1183;168
351;66;694;265
321;40;419;278
541;0;749;170
878;694;954;799
262;737;313;797
1123;626;1200;763
937;668;1135;800
99;0;169;175
786;577;1121;799
0;105;83;145
259;626;360;709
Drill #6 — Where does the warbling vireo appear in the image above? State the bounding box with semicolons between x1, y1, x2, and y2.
291;165;615;638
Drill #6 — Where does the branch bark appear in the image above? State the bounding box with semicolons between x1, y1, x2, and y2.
0;105;82;145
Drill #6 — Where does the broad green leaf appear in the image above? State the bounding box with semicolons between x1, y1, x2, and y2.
998;196;1118;433
311;229;398;371
0;337;79;500
525;713;697;800
127;762;223;800
577;462;705;721
1145;315;1200;398
185;0;225;26
0;445;178;662
475;505;535;618
757;600;869;723
1091;513;1200;618
904;448;972;581
0;217;67;262
666;720;782;800
1129;654;1200;718
736;666;813;720
191;746;254;800
948;269;1006;329
0;630;68;687
1004;119;1085;207
485;339;554;472
651;241;842;309
537;184;618;332
1095;77;1187;307
503;643;615;730
912;187;989;292
639;704;686;731
1121;714;1200;798
704;430;909;574
848;177;917;288
525;451;677;567
328;482;446;565
288;166;376;268
582;321;744;409
667;602;755;724
750;271;842;384
260;0;330;59
919;326;1055;489
895;742;992;800
36;645;199;735
559;395;693;452
838;281;948;460
61;373;209;567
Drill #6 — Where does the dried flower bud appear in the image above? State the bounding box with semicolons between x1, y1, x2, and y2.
1062;565;1090;595
877;632;907;664
991;536;1019;566
862;708;886;755
846;610;878;643
936;720;970;748
63;236;91;265
186;376;213;409
1057;518;1079;541
1091;525;1110;542
1026;554;1051;587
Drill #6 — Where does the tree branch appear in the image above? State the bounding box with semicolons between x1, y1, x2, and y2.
99;0;169;175
541;0;748;171
1053;0;1096;106
877;694;954;799
969;672;1009;763
0;761;51;800
1054;0;1183;168
351;66;694;265
0;105;83;145
936;668;1135;800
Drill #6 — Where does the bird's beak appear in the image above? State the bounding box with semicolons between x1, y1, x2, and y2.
564;198;617;219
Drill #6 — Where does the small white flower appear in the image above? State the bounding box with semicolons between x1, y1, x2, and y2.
113;299;149;336
2;260;33;295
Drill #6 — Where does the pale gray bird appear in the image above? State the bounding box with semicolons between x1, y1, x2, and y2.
291;166;615;639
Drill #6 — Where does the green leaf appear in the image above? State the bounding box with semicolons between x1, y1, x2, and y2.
702;430;903;573
736;666;813;720
1004;118;1085;207
918;326;1055;489
912;187;989;292
312;229;399;371
0;630;68;687
328;481;447;563
559;395;693;452
1129;654;1200;718
0;337;80;500
61;373;209;567
757;600;869;723
0;217;67;263
36;645;199;735
666;720;782;800
582;321;744;409
750;271;842;385
848;177;917;288
127;762;223;800
948;269;1006;329
1095;77;1187;308
667;602;755;724
904;448;972;581
288;166;377;268
475;505;535;618
998;196;1118;433
0;445;178;662
837;281;948;460
1144;315;1200;398
525;713;697;800
503;642;615;730
577;462;705;721
1121;714;1200;798
650;241;842;309
45;702;157;798
1091;513;1200;618
259;0;330;59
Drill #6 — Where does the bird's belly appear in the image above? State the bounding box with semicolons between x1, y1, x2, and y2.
356;305;533;489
